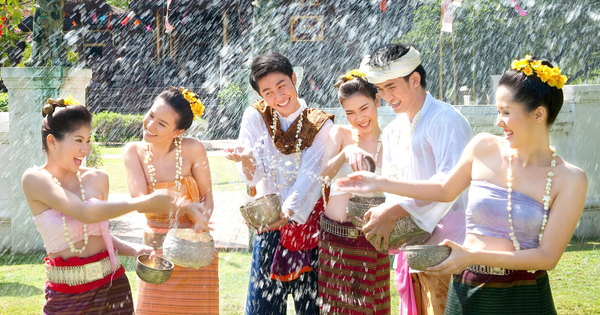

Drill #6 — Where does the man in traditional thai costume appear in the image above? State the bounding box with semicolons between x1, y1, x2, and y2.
358;44;473;314
225;53;333;315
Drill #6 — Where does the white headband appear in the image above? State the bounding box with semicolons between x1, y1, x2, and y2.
359;47;422;84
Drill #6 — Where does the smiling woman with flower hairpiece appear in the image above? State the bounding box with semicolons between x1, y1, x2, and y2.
317;69;392;314
335;56;586;314
21;96;206;314
122;86;219;314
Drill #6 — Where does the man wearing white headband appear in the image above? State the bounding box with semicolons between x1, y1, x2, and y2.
358;44;473;315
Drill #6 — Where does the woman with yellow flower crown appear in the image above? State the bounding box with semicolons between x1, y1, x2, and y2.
122;87;219;314
22;96;207;314
335;56;586;314
317;70;391;314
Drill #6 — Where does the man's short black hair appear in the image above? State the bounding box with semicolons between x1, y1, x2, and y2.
368;43;427;88
249;53;294;93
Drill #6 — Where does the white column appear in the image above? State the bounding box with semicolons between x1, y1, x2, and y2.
1;67;92;253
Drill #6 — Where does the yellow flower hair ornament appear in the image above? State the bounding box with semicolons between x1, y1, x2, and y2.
42;95;81;117
510;55;568;89
334;69;367;88
175;86;204;119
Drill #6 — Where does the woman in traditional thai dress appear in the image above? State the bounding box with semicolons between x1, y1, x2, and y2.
123;87;219;314
22;97;205;314
318;70;390;314
335;56;587;314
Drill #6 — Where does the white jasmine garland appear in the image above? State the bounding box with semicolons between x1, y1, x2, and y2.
506;146;556;252
270;110;303;189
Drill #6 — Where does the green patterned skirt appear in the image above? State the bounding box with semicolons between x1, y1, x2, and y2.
446;269;556;315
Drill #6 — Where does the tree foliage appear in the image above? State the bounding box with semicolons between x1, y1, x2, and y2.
397;0;600;104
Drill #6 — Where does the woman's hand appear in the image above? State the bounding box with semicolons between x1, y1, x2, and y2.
135;245;156;259
343;145;374;171
148;189;177;210
334;171;382;193
178;200;211;233
426;240;473;275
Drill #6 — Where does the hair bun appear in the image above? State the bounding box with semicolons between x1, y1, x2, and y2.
334;69;367;88
42;103;55;117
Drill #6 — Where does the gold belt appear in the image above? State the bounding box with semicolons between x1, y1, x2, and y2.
320;217;363;239
466;264;517;276
46;253;122;286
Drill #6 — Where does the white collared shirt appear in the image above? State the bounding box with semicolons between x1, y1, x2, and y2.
236;99;333;224
382;93;473;245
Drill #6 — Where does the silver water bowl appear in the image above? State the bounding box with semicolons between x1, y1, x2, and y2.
347;196;431;253
136;254;174;284
163;229;216;269
404;245;452;271
239;193;282;227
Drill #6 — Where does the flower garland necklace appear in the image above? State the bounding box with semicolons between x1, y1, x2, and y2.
45;169;88;254
144;135;183;192
269;110;303;189
389;110;422;179
352;128;382;163
506;146;556;251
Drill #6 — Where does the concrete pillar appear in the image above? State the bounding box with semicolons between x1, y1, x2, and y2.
1;67;92;253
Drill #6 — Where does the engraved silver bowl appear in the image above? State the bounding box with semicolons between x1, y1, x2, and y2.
136;254;174;285
347;196;431;253
163;229;216;269
404;245;452;271
239;193;282;227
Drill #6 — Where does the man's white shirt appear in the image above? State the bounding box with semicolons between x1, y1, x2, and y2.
382;93;473;246
237;99;333;224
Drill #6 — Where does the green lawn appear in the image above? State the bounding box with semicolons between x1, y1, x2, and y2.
2;239;599;314
97;146;244;194
4;145;598;313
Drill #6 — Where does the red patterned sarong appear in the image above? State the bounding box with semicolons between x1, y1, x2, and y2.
318;215;391;314
44;271;134;315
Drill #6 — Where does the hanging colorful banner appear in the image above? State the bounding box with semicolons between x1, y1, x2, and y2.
511;0;528;16
441;0;453;33
0;17;5;38
165;0;175;33
379;0;388;12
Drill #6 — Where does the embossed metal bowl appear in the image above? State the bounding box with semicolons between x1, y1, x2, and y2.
404;245;452;271
239;193;282;227
163;229;216;269
136;254;174;285
347;196;431;253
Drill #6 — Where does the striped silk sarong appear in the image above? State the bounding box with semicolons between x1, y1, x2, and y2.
446;269;556;315
136;228;219;315
318;215;391;314
44;273;134;315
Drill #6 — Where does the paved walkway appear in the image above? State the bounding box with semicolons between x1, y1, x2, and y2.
108;191;251;251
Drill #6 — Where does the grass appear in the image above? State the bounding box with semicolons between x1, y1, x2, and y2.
3;145;598;313
97;146;245;194
2;239;599;314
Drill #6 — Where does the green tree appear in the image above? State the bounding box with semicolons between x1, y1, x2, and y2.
397;0;600;104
